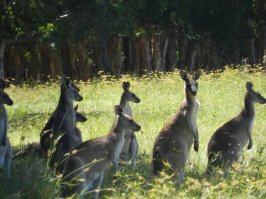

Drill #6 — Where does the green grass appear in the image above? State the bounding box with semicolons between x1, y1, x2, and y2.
0;67;266;198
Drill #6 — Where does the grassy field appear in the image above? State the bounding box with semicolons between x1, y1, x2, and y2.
0;67;265;199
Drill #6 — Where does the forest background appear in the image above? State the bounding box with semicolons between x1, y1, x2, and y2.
1;0;266;82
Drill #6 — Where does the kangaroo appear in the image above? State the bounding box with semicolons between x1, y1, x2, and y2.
73;105;87;141
0;90;13;178
152;70;201;185
119;81;141;169
60;105;141;199
13;105;87;160
39;77;83;167
206;82;266;174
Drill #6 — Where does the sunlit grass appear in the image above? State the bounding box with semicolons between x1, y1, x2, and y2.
0;67;265;198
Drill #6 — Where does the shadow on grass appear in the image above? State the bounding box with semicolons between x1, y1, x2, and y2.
0;156;59;199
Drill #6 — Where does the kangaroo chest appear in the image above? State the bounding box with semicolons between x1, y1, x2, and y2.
122;104;132;117
112;134;125;162
182;100;199;132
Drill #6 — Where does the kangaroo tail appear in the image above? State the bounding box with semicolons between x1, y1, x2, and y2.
13;142;40;160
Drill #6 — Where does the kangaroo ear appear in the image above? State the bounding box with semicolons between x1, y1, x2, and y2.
246;82;253;91
76;112;87;122
74;105;78;111
180;70;188;81
61;76;69;87
114;105;123;116
193;71;201;80
122;82;130;90
0;79;9;91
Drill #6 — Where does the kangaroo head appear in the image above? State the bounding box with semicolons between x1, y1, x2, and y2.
114;105;141;132
0;79;9;91
180;70;201;96
61;77;83;101
74;105;87;123
0;90;13;106
122;81;141;103
246;82;266;104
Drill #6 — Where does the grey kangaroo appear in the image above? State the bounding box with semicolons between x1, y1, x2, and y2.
13;105;87;159
39;77;83;167
119;82;140;169
60;105;141;199
207;82;266;174
152;70;201;184
0;89;13;178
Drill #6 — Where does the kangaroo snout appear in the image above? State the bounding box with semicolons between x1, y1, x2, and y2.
7;99;13;106
135;98;141;103
134;124;141;132
76;94;83;101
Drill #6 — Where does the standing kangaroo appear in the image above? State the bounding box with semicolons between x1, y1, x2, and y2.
60;105;141;199
39;78;83;167
13;105;87;159
0;90;13;178
119;82;141;169
152;70;201;184
207;82;266;174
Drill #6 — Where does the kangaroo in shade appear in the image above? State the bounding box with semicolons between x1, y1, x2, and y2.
206;82;266;174
119;81;141;169
60;105;141;199
0;89;13;178
13;105;87;159
39;77;83;167
152;70;201;184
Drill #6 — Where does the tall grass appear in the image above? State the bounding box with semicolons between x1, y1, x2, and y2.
0;68;265;198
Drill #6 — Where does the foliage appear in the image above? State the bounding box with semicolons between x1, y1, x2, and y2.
0;68;265;198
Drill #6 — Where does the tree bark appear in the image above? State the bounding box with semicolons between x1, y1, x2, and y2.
166;34;177;71
108;35;123;76
94;36;111;73
250;38;256;65
0;0;6;79
0;39;5;79
123;37;133;73
153;34;162;71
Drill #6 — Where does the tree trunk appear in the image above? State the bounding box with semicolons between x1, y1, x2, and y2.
250;38;256;65
153;34;162;71
178;34;188;70
189;43;200;72
108;35;123;76
94;36;111;73
0;0;6;79
134;35;151;75
123;37;133;73
60;42;74;77
0;39;5;79
166;34;177;71
143;36;152;73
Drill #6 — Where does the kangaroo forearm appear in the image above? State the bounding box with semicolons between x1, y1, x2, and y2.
247;132;253;149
